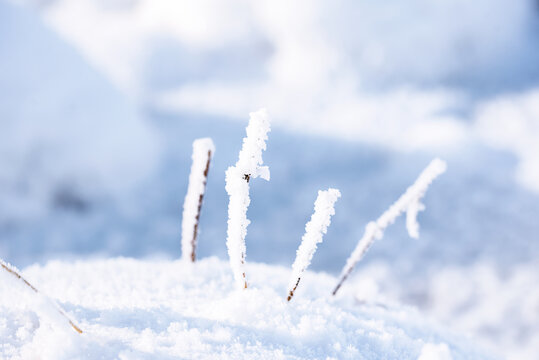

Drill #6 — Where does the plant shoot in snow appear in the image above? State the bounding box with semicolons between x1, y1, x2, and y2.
225;109;271;290
332;158;447;295
181;138;215;262
0;258;83;334
287;188;341;301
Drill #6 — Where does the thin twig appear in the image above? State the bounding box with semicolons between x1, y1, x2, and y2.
189;149;213;261
287;188;340;301
181;138;215;262
332;158;447;296
1;259;83;334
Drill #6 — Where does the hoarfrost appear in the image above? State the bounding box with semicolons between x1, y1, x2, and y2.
333;158;447;295
287;188;341;301
225;109;271;289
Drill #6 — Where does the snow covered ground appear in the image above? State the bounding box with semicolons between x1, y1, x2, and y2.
1;0;539;359
0;257;491;359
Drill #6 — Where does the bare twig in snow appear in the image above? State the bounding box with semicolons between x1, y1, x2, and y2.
0;258;83;334
181;138;215;262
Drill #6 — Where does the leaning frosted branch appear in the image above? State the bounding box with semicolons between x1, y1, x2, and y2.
287;189;340;301
0;258;83;334
181;138;215;262
225;109;271;290
332;158;447;295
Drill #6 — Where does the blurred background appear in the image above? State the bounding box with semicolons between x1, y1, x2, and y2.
1;0;538;358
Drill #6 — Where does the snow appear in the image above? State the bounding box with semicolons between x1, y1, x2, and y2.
0;258;82;337
18;0;538;164
418;343;453;360
225;109;271;290
1;1;539;359
181;138;215;262
0;257;490;360
11;0;539;193
351;260;539;360
474;89;539;193
26;0;539;93
0;0;161;222
288;189;341;301
406;199;425;240
334;159;446;294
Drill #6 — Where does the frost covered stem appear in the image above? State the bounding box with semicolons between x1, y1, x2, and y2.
225;109;271;290
0;259;83;334
287;189;341;301
332;158;447;296
181;138;215;262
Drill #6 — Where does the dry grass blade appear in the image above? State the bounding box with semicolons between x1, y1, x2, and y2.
188;149;212;262
1;259;83;334
333;159;447;296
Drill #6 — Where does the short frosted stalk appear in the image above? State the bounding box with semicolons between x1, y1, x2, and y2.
181;138;215;262
225;109;271;290
287;189;341;301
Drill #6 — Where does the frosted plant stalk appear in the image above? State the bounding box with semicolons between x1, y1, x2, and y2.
0;258;83;334
287;189;341;301
225;109;271;290
332;158;447;295
181;138;215;262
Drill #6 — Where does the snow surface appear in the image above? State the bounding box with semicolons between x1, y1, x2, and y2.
351;260;539;360
181;138;215;262
0;259;82;336
0;257;491;360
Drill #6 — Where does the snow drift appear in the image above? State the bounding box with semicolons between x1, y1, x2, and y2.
0;257;491;360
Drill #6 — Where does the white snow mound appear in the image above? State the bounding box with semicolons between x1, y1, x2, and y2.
0;257;490;359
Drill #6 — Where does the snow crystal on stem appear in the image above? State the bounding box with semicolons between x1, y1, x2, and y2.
181;138;215;262
287;188;341;301
225;109;271;290
406;199;425;239
333;158;447;295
